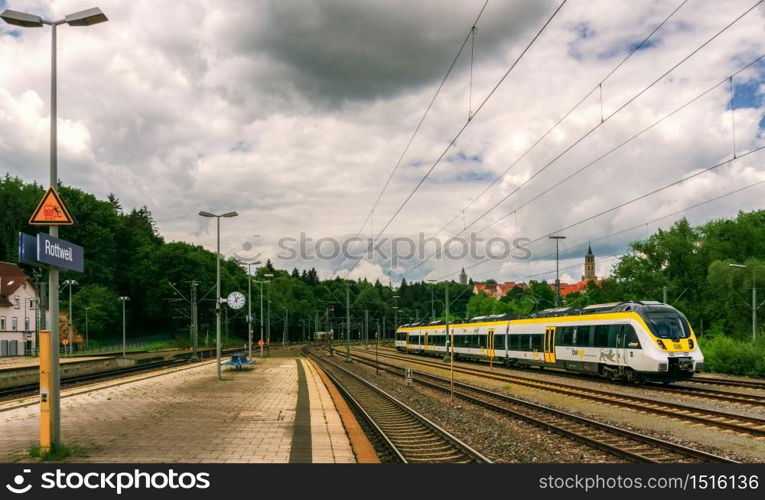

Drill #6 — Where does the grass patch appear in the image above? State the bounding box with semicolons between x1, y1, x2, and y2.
27;443;86;462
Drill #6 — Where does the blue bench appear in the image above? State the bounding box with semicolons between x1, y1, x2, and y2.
224;353;254;370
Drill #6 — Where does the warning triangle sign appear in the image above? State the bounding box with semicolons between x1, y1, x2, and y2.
29;186;75;226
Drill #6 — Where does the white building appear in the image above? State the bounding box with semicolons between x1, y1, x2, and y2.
0;262;43;357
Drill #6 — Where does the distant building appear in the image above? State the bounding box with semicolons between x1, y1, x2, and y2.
583;244;596;282
473;281;528;299
0;262;42;356
459;267;468;285
473;247;600;299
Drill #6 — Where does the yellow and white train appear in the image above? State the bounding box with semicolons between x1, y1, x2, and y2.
394;301;703;383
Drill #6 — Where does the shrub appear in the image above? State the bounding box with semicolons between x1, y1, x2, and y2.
699;335;765;377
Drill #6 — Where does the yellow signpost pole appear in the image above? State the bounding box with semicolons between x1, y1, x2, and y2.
38;330;52;451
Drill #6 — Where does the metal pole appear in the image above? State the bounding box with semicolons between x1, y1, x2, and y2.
663;286;668;304
216;216;221;380
85;307;89;351
267;295;271;357
446;283;453;404
47;23;61;446
121;299;126;357
345;284;351;362
364;309;369;349
431;287;434;321
283;307;287;346
191;281;198;361
259;281;264;357
247;265;252;358
753;272;757;341
375;318;380;374
67;283;72;356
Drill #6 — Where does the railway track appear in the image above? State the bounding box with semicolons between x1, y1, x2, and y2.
340;346;765;439
331;348;736;463
305;348;491;463
688;375;765;390
373;345;765;405
0;346;260;400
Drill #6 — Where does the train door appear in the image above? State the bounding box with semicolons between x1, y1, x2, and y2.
486;328;496;369
615;325;626;368
424;331;429;352
405;331;410;352
487;327;495;361
543;327;557;364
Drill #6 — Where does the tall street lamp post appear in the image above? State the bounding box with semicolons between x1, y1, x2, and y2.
254;274;272;357
730;263;760;340
241;261;262;359
2;6;108;448
282;306;288;346
199;211;238;380
118;296;129;357
84;306;91;351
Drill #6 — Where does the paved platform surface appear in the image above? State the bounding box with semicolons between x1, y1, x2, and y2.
0;357;356;463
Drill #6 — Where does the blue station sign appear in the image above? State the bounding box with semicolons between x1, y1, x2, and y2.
37;233;84;272
18;232;84;272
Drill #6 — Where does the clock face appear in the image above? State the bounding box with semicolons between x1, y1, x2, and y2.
227;291;245;310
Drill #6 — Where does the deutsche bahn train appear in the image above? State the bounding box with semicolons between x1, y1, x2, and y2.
394;301;703;383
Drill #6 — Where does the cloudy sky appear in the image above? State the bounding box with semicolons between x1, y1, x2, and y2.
1;0;764;285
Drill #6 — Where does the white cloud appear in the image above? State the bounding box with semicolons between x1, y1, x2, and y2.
1;0;764;285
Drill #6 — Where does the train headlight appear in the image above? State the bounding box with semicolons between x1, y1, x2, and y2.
656;339;667;350
688;338;694;349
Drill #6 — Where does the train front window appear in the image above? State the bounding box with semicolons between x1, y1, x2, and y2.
641;308;690;340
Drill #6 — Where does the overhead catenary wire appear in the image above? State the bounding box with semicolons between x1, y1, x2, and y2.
441;176;765;314
427;140;765;288
402;3;765;280
474;53;765;235
331;0;491;276
459;0;762;238
342;0;569;280
432;0;690;237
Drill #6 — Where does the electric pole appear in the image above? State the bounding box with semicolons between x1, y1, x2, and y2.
190;280;198;361
345;284;351;362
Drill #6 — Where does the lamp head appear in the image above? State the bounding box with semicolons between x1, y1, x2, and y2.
65;7;108;26
0;9;43;28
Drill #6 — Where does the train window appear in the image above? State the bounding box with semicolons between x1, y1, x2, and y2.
530;334;543;350
593;325;609;347
558;327;574;346
625;325;641;349
494;334;506;350
574;326;592;347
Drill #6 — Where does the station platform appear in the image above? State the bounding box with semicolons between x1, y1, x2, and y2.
0;356;375;463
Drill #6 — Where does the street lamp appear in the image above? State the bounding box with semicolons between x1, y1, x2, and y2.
254;273;273;358
549;235;567;306
84;306;91;351
283;306;288;346
118;296;129;357
199;210;238;380
2;6;108;448
241;260;262;359
729;263;759;340
62;279;78;355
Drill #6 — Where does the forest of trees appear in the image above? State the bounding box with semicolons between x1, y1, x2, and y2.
2;174;764;347
0;175;473;344
465;212;765;341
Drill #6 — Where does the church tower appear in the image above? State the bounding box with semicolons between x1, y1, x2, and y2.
583;244;596;282
459;267;468;285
